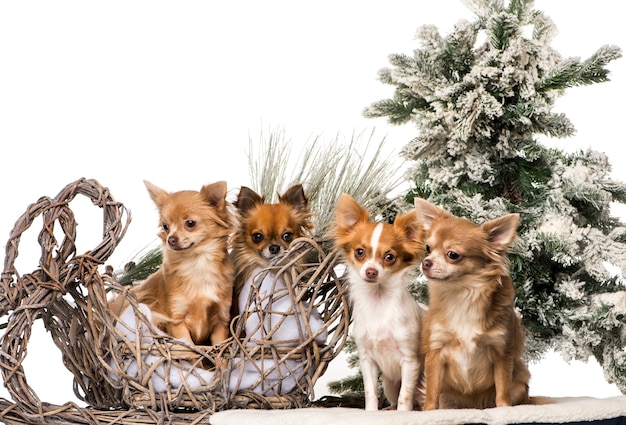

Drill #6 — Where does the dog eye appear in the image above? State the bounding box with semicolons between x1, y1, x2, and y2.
384;252;396;265
282;232;293;243
252;232;264;244
162;222;169;232
355;248;365;259
425;245;431;254
447;251;460;261
185;220;196;229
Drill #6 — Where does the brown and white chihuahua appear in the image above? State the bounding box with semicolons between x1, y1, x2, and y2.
332;194;425;411
230;184;313;309
110;180;235;346
414;198;530;410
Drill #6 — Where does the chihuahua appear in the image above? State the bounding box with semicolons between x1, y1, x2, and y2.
414;198;530;409
230;184;313;308
332;194;425;411
110;180;235;346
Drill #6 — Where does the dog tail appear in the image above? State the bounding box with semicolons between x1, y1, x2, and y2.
528;396;557;405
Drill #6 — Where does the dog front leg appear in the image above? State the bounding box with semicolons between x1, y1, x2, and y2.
494;355;514;407
170;320;193;344
360;354;380;411
396;358;419;411
423;349;442;410
210;322;230;345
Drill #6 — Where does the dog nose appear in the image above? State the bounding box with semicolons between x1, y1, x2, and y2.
365;268;378;280
168;236;179;247
422;258;432;269
269;244;281;255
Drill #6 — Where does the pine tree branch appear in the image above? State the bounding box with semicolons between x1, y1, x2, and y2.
538;45;622;91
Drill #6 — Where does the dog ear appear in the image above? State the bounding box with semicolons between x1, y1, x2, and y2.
334;194;370;230
394;210;423;243
278;184;308;211
413;198;447;231
482;213;520;250
144;180;169;210
200;181;228;211
233;186;264;215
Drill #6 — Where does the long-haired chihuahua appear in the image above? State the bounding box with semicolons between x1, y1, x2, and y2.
332;194;425;411
414;198;530;410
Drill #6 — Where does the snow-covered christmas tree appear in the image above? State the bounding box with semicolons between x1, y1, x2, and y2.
333;0;625;396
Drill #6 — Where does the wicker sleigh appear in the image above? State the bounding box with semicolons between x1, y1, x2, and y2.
0;178;350;425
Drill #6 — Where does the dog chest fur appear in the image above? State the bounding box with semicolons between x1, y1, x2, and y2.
351;284;421;378
428;283;507;393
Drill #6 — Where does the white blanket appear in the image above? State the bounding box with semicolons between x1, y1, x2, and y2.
108;303;214;391
109;269;327;395
229;268;327;395
211;396;626;425
237;267;327;347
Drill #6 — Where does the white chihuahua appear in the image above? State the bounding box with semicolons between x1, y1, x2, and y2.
332;194;425;411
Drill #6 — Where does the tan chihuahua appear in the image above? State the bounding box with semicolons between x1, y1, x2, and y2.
110;180;235;346
414;198;530;410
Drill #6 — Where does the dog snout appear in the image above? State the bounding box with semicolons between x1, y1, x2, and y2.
365;267;378;280
168;235;179;248
422;258;433;270
269;244;281;255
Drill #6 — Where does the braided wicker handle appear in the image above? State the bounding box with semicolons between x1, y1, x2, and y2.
0;178;130;411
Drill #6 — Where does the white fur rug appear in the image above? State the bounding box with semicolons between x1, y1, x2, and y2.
211;396;626;425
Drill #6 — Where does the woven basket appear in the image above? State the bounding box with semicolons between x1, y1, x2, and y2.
0;178;350;425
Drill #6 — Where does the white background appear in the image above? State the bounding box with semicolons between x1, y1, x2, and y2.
0;0;624;406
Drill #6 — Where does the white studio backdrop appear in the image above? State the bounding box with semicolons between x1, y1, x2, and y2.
0;0;624;406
